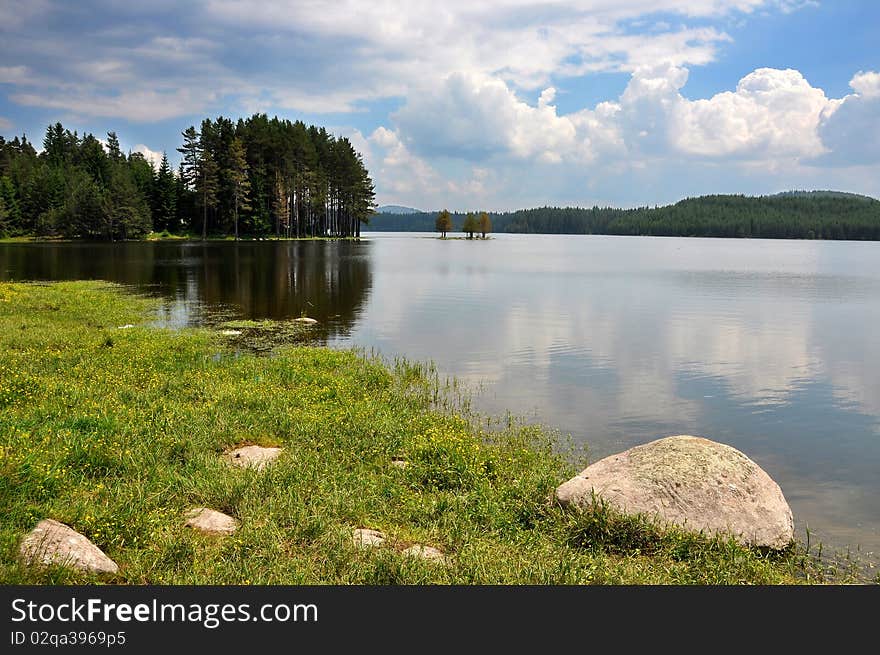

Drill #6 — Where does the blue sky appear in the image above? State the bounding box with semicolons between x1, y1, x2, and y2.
1;0;878;210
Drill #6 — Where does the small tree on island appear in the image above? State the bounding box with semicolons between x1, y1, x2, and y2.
462;212;478;239
435;209;453;238
479;211;492;238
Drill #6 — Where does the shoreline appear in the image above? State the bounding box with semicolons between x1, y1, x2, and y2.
1;280;873;584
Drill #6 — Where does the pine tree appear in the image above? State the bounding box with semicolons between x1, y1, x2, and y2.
43;123;69;166
106;131;122;163
105;168;151;240
272;171;289;237
0;176;21;235
151;153;177;233
177;126;217;239
176;127;200;191
228;137;251;240
0;192;7;237
196;149;219;239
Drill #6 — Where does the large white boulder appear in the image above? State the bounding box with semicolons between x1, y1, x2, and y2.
555;435;794;549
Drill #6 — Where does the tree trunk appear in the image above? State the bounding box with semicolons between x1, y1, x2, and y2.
234;196;239;241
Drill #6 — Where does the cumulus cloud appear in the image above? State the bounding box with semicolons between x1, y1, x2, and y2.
673;67;836;159
371;61;880;207
849;71;880;98
367;126;444;201
0;1;797;120
4;1;875;207
132;144;164;168
390;63;841;170
814;70;880;166
394;72;577;162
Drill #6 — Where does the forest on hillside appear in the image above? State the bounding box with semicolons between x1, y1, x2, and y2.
366;193;880;240
0;115;375;240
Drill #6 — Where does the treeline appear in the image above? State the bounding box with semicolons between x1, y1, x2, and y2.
0;115;375;240
366;193;880;240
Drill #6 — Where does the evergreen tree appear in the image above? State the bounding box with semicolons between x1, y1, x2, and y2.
106;131;122;163
196;148;219;239
228;137;251;240
105;168;151;240
151;153;177;233
42;123;78;166
175;161;192;232
0;192;7;237
78;134;110;187
58;173;106;239
272;171;289;237
177;126;218;238
0;176;21;235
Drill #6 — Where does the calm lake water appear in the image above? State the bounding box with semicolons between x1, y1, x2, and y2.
2;233;879;559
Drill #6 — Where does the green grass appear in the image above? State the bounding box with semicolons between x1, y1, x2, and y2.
0;235;72;243
0;281;867;584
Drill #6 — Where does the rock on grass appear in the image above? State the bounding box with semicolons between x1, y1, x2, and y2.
19;519;118;575
402;544;448;564
555;435;794;549
224;445;283;471
184;508;239;536
352;528;386;548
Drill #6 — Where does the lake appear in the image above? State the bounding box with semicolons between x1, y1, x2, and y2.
2;233;879;560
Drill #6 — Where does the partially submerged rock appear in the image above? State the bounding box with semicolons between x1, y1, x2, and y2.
19;519;119;575
224;445;283;470
352;528;386;549
402;544;448;564
555;435;794;549
294;317;318;325
184;508;239;536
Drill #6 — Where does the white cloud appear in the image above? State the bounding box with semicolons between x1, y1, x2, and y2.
10;88;213;123
371;62;880;207
2;1;800;122
132;144;164;168
849;70;880;98
394;72;577;162
0;116;12;132
5;1;872;207
367;126;444;203
391;63;840;170
813;70;880;166
672;67;836;159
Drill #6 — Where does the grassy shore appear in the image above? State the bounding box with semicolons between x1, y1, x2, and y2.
0;281;864;584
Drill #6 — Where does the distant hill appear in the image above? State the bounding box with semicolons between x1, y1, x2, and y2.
376;205;423;214
770;190;877;202
363;192;880;240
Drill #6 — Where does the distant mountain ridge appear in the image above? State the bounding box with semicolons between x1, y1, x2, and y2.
363;191;880;241
769;190;877;202
376;205;423;214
